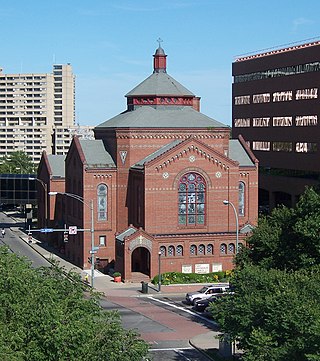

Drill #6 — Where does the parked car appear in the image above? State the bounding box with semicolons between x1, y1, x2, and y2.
185;283;229;305
194;294;221;311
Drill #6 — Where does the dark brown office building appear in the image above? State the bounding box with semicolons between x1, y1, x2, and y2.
232;40;320;211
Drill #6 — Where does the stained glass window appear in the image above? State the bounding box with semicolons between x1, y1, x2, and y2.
168;245;175;257
160;246;166;257
198;244;205;255
97;184;107;221
239;182;245;216
207;244;213;254
220;243;227;254
178;173;206;226
228;243;235;254
190;244;197;255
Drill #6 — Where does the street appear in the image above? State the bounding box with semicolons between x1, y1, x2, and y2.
0;211;217;361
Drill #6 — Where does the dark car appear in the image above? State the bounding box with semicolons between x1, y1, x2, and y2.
194;294;220;312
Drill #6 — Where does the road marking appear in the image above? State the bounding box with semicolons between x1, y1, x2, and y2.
147;296;217;325
148;347;193;351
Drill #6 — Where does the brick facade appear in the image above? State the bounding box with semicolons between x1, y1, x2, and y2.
40;45;259;281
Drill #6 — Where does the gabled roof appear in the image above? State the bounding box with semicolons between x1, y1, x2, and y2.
47;154;65;178
125;72;195;97
78;139;116;168
96;105;228;129
133;140;183;169
229;139;255;167
116;226;137;243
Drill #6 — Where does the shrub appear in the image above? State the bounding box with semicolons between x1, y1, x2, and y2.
151;271;230;285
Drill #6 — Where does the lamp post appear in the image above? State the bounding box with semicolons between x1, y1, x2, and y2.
28;178;48;228
49;191;95;288
158;251;162;292
223;200;239;254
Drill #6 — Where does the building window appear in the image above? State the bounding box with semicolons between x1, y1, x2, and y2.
160;246;166;257
168;245;175;257
99;235;106;246
178;172;206;226
252;93;270;103
207;244;213;255
198;244;205;255
273;91;292;102
97;184;107;221
295;115;318;126
176;245;183;256
228;243;236;254
252;141;270;151
234;95;250;105
253;117;270;127
272;142;293;152
190;244;197;255
239;182;245;216
234;118;250;127
296;88;318;100
295;142;317;153
273;117;292;127
220;243;227;254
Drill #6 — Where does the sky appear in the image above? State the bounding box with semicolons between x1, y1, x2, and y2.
1;0;320;127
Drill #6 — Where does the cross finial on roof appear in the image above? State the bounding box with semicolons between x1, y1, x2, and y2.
157;37;163;47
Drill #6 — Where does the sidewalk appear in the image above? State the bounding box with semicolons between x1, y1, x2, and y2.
7;212;222;360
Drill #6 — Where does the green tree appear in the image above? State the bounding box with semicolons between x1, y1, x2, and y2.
237;187;320;270
210;187;320;360
0;151;35;174
211;265;320;361
0;247;148;360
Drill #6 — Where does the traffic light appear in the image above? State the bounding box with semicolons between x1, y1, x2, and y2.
63;231;68;243
95;257;100;265
88;257;92;264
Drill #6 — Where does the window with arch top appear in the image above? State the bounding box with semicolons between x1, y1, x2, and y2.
178;172;206;226
97;184;107;221
239;181;245;216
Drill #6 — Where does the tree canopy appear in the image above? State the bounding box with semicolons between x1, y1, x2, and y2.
0;151;35;174
210;187;320;361
0;247;148;361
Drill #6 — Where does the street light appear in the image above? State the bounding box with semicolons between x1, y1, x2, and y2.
28;178;48;228
49;191;95;288
223;200;239;254
158;251;162;292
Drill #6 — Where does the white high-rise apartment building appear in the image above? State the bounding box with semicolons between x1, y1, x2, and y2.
0;64;75;164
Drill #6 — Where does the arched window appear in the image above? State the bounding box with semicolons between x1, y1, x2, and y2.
207;244;213;255
220;243;227;254
178;172;206;226
239;182;245;216
190;244;197;255
168;245;175;257
228;243;236;254
160;246;166;257
176;245;183;256
97;184;107;221
198;244;205;255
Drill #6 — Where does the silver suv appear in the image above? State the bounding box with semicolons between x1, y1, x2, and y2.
186;283;229;305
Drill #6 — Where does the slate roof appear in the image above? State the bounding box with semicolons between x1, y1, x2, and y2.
116;227;137;243
47;154;65;178
229;139;255;167
78;139;116;168
96;106;228;129
125;72;195;97
132;140;182;169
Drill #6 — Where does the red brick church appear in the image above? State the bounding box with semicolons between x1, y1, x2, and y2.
38;44;258;281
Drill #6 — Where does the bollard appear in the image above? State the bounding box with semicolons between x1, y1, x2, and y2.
141;281;148;294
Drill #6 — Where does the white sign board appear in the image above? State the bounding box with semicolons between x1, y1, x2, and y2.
68;226;77;235
182;265;192;274
212;263;223;272
195;264;210;274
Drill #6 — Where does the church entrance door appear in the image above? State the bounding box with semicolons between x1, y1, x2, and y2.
131;247;150;276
